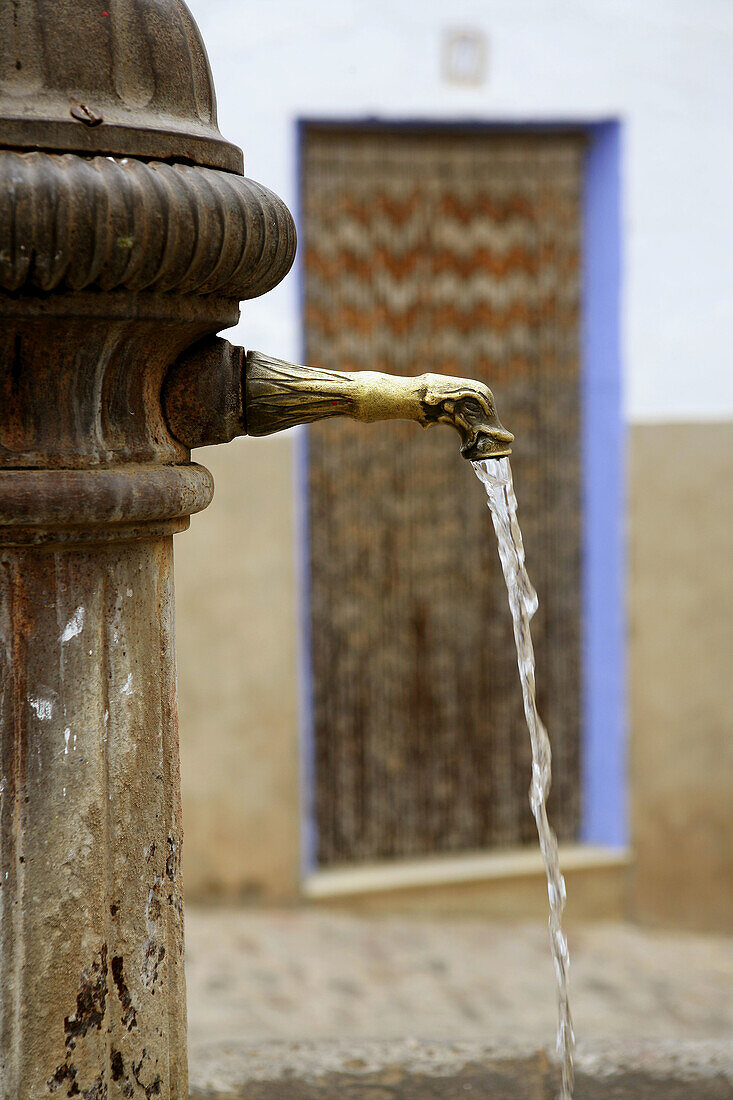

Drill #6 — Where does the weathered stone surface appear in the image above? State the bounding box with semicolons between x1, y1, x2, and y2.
0;539;186;1098
190;1041;550;1099
188;1039;733;1099
574;1041;733;1099
630;422;733;933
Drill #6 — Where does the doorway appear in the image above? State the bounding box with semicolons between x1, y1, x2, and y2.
301;123;586;867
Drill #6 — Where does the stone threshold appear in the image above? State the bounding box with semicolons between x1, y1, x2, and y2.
301;844;631;918
189;1039;733;1099
304;844;629;897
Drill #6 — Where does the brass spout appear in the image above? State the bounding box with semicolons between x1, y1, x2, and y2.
245;351;513;461
162;338;512;459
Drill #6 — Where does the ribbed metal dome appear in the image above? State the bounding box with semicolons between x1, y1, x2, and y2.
0;0;243;172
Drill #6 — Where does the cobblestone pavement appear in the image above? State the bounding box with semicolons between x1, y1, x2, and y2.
186;908;732;1052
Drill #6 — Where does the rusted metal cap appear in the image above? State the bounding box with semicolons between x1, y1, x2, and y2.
0;0;243;173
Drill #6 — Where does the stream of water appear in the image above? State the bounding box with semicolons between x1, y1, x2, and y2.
472;455;575;1100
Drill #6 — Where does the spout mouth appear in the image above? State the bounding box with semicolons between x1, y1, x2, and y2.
461;426;514;462
419;374;513;462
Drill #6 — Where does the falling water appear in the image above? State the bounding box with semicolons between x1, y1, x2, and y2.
472;455;574;1100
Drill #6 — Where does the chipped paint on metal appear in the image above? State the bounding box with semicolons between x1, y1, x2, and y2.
59;606;85;644
27;692;55;720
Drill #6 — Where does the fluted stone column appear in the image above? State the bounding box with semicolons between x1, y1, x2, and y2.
0;532;192;1098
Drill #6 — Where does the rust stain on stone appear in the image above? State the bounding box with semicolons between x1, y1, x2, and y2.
165;834;177;882
141;939;166;990
48;945;108;1096
47;1062;79;1096
166;831;183;921
110;1050;124;1081
111;955;137;1031
6;557;31;809
131;1048;162;1099
63;945;108;1043
141;875;166;991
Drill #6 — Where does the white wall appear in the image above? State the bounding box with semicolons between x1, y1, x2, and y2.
187;0;733;423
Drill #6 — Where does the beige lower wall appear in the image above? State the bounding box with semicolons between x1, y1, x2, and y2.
175;434;301;901
629;422;733;931
174;422;733;929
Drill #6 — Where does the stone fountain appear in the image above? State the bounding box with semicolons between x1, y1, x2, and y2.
0;3;510;1096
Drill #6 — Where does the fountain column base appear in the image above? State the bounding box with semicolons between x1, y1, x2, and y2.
0;456;213;1099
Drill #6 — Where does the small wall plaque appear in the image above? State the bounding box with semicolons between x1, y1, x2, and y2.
442;28;489;86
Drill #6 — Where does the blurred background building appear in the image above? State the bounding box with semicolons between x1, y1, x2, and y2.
174;0;732;932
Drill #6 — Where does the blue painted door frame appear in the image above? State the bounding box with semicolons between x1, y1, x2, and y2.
295;118;626;869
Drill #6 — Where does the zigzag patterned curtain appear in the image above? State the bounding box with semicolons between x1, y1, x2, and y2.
302;126;584;866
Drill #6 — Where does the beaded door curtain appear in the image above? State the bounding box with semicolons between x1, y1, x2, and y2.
302;126;584;866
